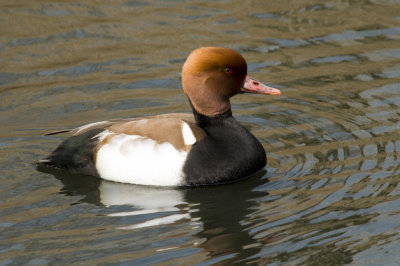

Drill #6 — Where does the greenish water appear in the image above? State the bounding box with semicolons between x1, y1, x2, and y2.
1;0;400;265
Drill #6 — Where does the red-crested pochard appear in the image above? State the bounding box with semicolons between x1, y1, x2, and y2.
37;47;281;186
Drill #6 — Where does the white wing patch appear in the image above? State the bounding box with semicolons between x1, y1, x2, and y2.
95;131;187;186
181;121;197;145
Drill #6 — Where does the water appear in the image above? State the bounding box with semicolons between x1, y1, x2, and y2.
1;0;400;265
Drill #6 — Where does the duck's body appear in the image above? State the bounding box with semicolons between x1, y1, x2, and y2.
38;47;280;187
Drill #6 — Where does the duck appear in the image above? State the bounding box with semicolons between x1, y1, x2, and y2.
37;47;281;187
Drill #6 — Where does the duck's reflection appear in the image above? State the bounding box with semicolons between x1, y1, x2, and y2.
183;171;268;262
100;181;190;229
37;165;269;263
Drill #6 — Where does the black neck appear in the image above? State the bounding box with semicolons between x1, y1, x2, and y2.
183;98;266;186
188;98;233;126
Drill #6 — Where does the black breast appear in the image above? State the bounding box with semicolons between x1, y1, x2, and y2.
182;111;266;186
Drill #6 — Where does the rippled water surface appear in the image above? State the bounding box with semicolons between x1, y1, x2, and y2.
2;0;400;265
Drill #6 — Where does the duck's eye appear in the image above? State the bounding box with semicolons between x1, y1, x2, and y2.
224;67;233;75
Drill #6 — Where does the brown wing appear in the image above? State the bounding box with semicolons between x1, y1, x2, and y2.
44;113;195;136
106;114;205;151
45;113;205;151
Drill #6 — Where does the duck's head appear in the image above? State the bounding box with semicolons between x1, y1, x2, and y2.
182;47;281;117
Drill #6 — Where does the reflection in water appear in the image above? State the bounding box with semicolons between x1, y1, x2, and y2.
37;166;269;263
38;165;190;229
101;183;190;230
184;171;268;264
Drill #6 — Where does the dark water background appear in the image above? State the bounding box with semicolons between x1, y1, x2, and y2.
1;0;400;265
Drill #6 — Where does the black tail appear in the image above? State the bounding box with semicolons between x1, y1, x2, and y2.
37;128;104;177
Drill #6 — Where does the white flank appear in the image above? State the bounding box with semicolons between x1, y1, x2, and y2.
181;121;197;145
95;132;187;186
